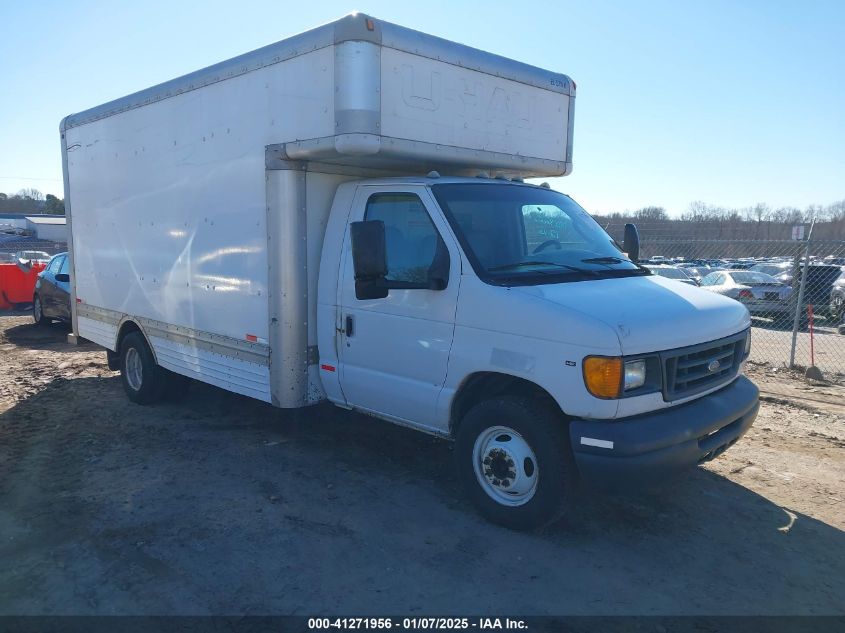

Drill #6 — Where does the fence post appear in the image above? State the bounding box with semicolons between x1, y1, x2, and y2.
789;218;815;368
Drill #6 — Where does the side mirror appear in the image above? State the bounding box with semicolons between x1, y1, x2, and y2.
623;223;640;263
350;220;388;300
55;273;70;283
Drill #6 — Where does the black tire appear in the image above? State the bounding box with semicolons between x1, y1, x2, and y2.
455;396;572;530
32;294;49;326
120;331;166;405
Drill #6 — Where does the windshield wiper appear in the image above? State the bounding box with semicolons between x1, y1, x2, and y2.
582;255;651;273
488;261;596;274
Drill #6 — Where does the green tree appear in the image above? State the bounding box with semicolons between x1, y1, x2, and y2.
43;194;65;214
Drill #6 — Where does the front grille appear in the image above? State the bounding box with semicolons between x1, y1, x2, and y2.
662;331;747;401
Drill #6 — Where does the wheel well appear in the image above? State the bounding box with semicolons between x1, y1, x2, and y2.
450;372;563;435
116;320;143;352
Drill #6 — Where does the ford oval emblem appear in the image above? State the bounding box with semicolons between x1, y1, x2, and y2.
707;360;721;373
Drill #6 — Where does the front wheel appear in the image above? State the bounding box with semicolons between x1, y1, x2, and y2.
455;397;572;530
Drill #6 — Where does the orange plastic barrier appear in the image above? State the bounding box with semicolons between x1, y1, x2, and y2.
0;262;47;309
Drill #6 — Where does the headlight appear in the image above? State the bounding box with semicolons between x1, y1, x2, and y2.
624;359;647;390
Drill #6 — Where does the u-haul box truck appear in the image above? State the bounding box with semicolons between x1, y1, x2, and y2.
61;13;758;528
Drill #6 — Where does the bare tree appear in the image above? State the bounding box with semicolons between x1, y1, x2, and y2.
634;206;668;221
16;188;44;201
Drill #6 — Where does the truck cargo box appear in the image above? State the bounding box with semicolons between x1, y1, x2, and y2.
61;13;575;405
62;13;575;177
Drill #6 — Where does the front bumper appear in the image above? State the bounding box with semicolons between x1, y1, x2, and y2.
569;375;759;488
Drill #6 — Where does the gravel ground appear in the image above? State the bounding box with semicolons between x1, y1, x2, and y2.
0;314;843;616
750;318;844;379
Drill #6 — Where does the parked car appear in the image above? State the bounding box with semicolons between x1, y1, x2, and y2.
722;260;756;270
699;270;792;316
751;262;842;316
750;261;792;281
822;256;845;266
33;252;71;325
675;264;716;283
15;250;51;264
645;264;698;285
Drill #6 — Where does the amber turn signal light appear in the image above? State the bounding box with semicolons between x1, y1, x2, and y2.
583;356;623;399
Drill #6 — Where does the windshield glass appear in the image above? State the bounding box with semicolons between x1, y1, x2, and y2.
431;184;644;285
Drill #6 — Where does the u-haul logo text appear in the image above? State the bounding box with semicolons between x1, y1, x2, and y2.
398;63;534;129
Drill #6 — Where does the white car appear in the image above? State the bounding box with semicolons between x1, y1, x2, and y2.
699;270;792;316
645;265;698;286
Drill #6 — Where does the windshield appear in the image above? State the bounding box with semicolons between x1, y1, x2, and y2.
431;184;644;285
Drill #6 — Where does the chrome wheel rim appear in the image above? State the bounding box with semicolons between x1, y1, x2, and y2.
125;347;143;391
33;296;42;321
472;425;539;507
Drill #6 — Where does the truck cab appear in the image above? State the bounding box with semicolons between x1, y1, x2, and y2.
316;176;758;528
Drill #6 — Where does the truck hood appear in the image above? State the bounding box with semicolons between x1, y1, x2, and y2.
513;274;751;355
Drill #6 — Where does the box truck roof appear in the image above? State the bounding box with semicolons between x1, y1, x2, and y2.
61;13;575;178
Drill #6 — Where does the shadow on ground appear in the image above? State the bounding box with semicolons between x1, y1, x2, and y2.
2;320;74;351
0;375;843;615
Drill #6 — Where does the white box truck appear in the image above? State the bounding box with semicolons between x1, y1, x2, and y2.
61;13;758;529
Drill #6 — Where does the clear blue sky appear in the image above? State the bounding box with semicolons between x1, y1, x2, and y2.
0;0;842;215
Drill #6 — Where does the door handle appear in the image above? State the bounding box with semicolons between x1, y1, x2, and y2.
345;315;354;337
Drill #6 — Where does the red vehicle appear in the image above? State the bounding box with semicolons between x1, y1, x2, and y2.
0;257;48;310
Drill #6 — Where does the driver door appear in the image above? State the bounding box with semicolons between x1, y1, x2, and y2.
337;185;461;431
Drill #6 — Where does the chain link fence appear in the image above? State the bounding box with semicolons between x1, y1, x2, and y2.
0;238;67;263
618;234;845;380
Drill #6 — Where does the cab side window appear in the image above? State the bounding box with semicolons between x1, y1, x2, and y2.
48;256;64;274
58;256;70;275
364;193;444;284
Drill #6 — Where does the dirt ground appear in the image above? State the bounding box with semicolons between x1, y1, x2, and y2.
0;313;843;616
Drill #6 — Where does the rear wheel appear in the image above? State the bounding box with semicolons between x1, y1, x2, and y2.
33;294;49;326
120;331;166;405
455;396;572;530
